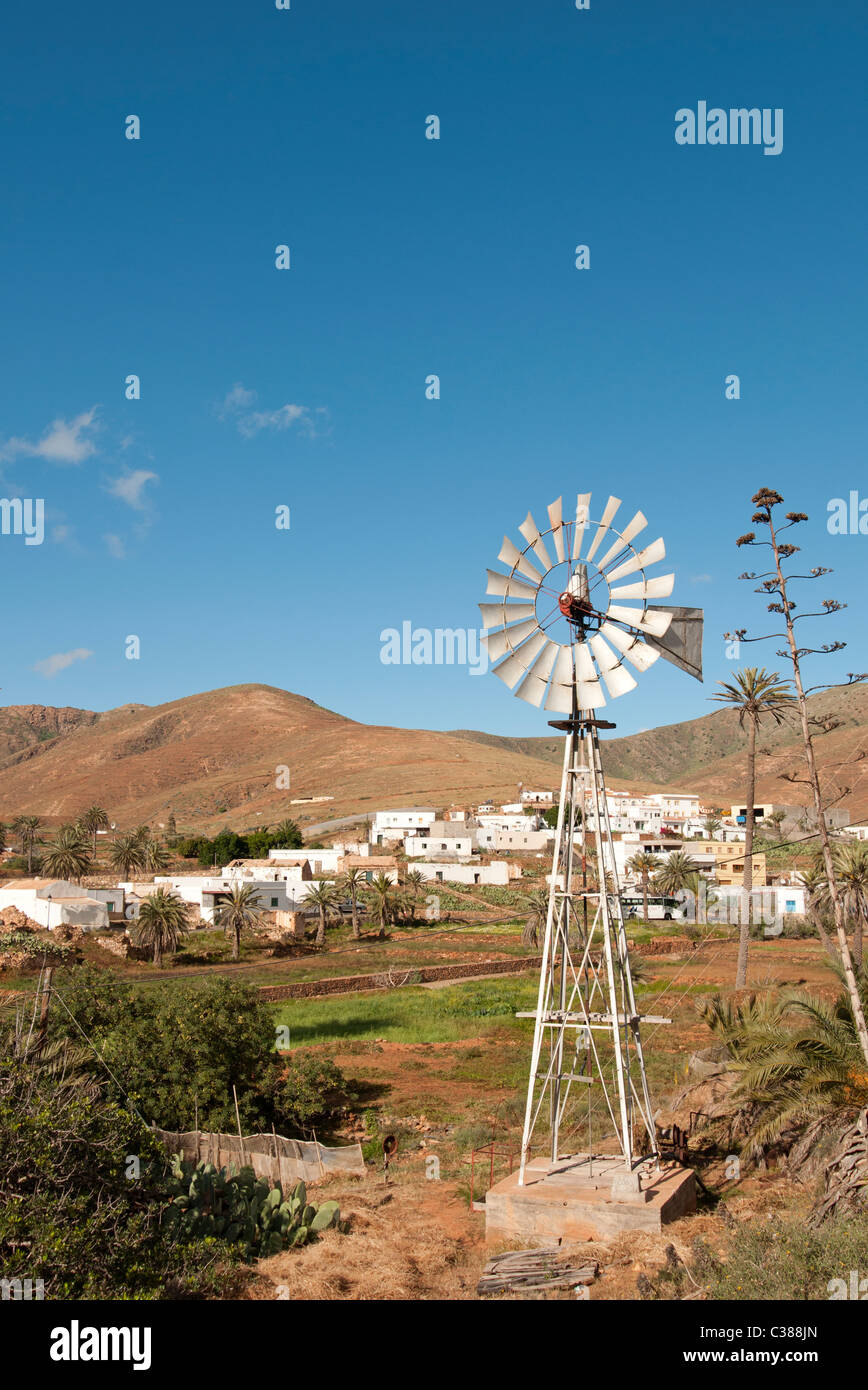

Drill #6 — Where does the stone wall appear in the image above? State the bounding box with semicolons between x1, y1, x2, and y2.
259;953;542;1002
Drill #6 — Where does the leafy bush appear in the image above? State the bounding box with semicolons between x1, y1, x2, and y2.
1;855;30;872
0;1044;234;1299
267;1052;355;1133
0;930;72;960
48;967;352;1137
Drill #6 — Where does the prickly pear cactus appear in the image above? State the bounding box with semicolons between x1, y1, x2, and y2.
163;1159;341;1259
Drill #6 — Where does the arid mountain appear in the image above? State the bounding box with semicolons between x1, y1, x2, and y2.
1;681;866;836
0;685;565;834
453;682;868;822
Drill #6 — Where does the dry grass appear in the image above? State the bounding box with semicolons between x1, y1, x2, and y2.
245;1176;486;1301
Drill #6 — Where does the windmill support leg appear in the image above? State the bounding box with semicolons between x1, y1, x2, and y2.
517;712;659;1185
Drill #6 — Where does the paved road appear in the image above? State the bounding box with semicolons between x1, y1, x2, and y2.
301;813;373;839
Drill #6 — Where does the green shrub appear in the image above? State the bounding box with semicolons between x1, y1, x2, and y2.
0;931;73;960
48;969;352;1138
268;1052;355;1134
0;1045;233;1299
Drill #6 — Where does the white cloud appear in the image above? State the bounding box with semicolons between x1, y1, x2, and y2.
218;382;324;438
1;407;100;465
218;382;257;417
34;647;94;678
690;573;713;584
104;532;126;558
106;469;158;510
237;403;313;437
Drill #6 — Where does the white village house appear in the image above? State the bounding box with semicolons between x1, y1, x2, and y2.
0;879;118;930
370;808;437;845
404;822;475;859
413;860;519;887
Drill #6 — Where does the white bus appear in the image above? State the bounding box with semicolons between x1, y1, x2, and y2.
620;893;687;922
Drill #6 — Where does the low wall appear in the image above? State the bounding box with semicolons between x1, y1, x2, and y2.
259;954;542;1002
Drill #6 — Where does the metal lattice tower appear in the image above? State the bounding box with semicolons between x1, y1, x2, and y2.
476;491;704;1184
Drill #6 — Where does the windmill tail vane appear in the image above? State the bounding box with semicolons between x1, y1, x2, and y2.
478;492;703;1183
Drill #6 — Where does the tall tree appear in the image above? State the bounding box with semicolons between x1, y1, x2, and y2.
13;815;42;873
142;838;170;874
271;819;302;849
41;826;93;884
133;888;189;968
798;854;835;955
80;805;109;856
403;868;425;924
712;667;795;987
823;841;868;971
305;881;340;947
729;487;868;1065
625;851;663;924
110;832;146;879
213;882;264;962
522;887;549;949
339;866;366;940
652;851;701;901
365;872;395;932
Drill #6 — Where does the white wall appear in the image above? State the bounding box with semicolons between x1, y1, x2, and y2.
267;848;342;873
0;883;108;930
414;861;512;886
404;835;474;858
371;809;436;843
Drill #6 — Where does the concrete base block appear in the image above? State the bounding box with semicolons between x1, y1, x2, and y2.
484;1154;696;1246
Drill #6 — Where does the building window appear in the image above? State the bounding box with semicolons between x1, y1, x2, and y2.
271;897;279;907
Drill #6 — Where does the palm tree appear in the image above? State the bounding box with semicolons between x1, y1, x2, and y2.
80;805;109;856
711;668;795;987
764;809;787;842
142;838;170;874
699;965;868;1161
821;842;868;970
652;851;700;901
213;882;264;961
41;826;93;883
522;887;549;949
798;854;835;956
272;819;302;848
306;880;340;946
110;832;146;879
403;868;425;923
13;815;42;873
339;866;367;940
133;887;189;967
702;815;722;840
625;851;663;924
366;872;396;932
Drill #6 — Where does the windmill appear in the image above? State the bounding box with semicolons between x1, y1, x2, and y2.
479;493;703;1186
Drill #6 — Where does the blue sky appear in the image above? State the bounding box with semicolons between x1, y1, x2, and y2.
1;0;865;738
